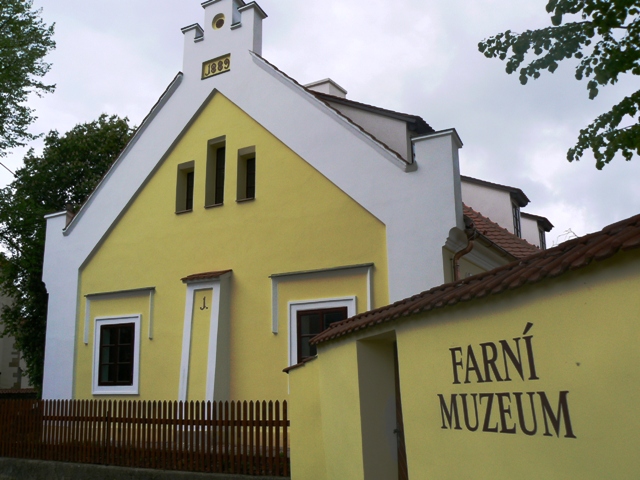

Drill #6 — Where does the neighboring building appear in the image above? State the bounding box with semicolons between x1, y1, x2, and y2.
461;175;553;249
288;212;640;480
41;0;549;402
0;294;30;393
521;211;554;249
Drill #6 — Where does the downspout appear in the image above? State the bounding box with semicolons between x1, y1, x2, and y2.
453;218;477;282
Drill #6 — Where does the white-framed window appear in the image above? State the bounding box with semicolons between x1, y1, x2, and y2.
92;315;141;395
288;297;356;366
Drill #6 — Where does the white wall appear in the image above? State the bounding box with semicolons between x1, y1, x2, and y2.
323;102;411;161
461;180;514;233
521;215;542;248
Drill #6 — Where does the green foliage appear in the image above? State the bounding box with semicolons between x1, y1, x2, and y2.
478;0;640;169
0;0;55;156
0;115;135;393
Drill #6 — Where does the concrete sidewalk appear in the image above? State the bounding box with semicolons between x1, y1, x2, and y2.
0;458;289;480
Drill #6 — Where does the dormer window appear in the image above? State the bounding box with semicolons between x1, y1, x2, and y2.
512;201;521;238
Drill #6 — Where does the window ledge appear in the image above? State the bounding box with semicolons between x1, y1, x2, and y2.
236;197;255;204
175;209;193;215
205;203;224;209
92;388;139;396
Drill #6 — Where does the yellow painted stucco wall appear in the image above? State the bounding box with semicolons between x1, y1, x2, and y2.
288;358;327;480
290;248;640;479
75;92;388;401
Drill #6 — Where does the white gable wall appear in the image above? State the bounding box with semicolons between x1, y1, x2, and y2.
41;0;463;399
521;215;542;248
321;101;412;161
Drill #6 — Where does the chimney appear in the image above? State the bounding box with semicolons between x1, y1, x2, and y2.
304;78;348;98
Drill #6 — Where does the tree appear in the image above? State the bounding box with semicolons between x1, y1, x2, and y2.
0;115;135;392
0;0;55;157
478;0;640;169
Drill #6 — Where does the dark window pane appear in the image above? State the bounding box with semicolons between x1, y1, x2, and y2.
297;307;348;363
119;346;132;363
324;310;348;328
215;147;226;204
119;326;133;345
98;323;135;386
118;364;132;383
300;313;321;335
101;346;115;363
100;365;111;383
245;157;256;199
185;171;194;210
300;338;314;359
101;328;112;346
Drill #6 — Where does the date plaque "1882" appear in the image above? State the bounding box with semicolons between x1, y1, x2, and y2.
202;54;231;80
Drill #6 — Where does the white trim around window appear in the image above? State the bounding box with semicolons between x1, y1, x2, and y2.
288;296;356;367
92;315;142;396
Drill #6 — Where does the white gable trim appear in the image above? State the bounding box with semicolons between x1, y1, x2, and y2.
65;73;183;235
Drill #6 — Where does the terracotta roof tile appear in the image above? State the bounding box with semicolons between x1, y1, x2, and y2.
464;204;540;259
312;212;640;346
181;270;232;283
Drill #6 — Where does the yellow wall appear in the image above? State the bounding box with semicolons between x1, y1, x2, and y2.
317;340;365;480
288;359;327;480
291;248;640;479
399;249;640;479
76;92;388;401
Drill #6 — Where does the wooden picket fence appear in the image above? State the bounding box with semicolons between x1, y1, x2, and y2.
0;399;289;477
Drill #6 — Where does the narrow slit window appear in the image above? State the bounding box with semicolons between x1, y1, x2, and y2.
237;148;256;201
185;171;194;210
245;158;256;199
215;147;226;204
206;139;226;207
176;161;195;213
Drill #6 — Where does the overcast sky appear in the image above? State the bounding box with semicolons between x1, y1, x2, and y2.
4;0;639;244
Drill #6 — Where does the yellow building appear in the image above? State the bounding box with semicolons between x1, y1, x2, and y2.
288;213;640;479
41;0;548;404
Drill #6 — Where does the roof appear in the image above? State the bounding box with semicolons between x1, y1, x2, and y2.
522;212;554;232
461;175;530;207
181;270;232;283
463;204;540;259
310;91;434;135
254;54;413;168
312;212;640;346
